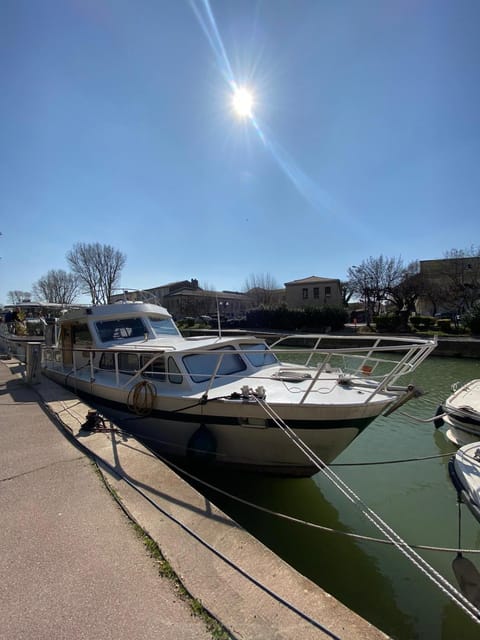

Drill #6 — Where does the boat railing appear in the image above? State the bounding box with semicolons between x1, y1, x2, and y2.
42;334;436;405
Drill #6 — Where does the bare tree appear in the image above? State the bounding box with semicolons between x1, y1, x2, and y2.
33;269;79;304
66;243;126;304
7;290;31;304
244;272;281;307
347;256;405;322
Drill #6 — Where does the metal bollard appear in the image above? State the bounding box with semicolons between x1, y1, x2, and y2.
26;342;42;384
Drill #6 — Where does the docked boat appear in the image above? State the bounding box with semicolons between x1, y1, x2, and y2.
448;441;480;524
0;302;67;360
41;302;436;476
435;380;480;447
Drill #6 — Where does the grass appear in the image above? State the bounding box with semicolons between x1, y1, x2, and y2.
91;460;233;639
131;522;233;640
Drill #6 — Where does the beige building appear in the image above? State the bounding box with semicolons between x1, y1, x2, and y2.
416;257;480;315
284;276;343;309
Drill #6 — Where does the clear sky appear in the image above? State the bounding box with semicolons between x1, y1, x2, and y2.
1;0;480;304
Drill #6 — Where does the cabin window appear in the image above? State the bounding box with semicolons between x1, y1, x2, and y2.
167;357;183;384
72;323;91;346
95;318;146;342
239;343;277;367
99;352;139;373
140;353;166;380
313;287;319;299
182;346;246;383
148;317;179;336
325;286;331;297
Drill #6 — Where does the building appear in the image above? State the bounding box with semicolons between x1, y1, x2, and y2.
110;280;251;320
416;257;480;316
284;276;343;309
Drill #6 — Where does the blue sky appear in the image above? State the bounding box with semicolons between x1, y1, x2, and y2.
1;0;480;304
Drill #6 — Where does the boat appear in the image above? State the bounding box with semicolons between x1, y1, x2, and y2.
0;302;67;360
40;301;436;476
435;380;480;447
448;441;480;524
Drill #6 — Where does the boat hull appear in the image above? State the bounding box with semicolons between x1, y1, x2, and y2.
42;368;376;477
448;442;480;524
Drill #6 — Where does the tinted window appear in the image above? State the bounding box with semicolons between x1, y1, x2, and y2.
95;318;146;342
239;343;277;367
149;317;179;336
183;347;246;383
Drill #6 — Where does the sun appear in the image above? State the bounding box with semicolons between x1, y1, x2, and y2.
232;87;254;118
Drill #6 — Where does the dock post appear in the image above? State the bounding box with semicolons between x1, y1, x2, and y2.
26;342;42;384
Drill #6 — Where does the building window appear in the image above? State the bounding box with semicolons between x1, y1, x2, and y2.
325;286;331;297
302;288;308;299
313;287;319;299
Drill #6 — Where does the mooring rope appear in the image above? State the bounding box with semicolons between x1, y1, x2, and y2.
254;395;480;624
127;380;157;416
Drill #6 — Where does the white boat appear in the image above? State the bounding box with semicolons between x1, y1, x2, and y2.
40;302;436;476
435;380;480;447
448;441;480;524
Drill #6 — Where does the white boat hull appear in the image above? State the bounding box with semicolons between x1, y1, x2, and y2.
449;441;480;524
42;367;382;476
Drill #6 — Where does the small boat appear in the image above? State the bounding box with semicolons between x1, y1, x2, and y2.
435;380;480;447
448;441;480;524
40;302;436;476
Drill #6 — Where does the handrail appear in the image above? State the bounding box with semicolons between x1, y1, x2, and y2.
41;334;437;407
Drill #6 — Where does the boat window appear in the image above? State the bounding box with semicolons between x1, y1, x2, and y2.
148;316;180;336
95;318;146;342
183;346;246;383
99;352;139;373
239;343;278;367
72;323;92;346
167;357;183;384
140;353;166;380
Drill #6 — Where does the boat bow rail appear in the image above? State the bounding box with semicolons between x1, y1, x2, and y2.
41;333;436;408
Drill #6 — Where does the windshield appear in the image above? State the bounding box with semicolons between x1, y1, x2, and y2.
149;316;180;336
95;318;146;342
239;343;278;367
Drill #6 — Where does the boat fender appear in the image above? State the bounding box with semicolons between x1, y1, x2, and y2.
187;424;217;460
433;405;445;429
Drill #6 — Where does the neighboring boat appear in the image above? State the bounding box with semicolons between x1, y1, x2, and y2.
0;302;67;360
41;302;436;476
435;380;480;447
448;441;480;524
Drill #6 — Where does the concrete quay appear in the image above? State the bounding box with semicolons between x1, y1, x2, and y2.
0;358;388;640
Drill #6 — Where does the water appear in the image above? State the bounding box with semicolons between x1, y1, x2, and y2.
171;356;480;639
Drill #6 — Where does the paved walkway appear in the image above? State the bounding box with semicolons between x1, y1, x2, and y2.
0;360;213;640
0;357;388;640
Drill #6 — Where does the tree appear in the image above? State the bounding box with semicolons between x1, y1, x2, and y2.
7;290;31;304
66;242;126;304
33;269;79;304
386;261;423;313
347;256;405;323
244;272;281;307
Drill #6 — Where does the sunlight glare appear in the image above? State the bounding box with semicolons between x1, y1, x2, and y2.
232;87;254;118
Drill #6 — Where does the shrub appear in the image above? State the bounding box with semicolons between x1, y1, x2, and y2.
245;306;348;332
436;318;452;333
464;304;480;336
373;314;402;333
409;315;436;331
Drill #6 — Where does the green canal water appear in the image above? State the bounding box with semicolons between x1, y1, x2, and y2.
175;356;480;640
